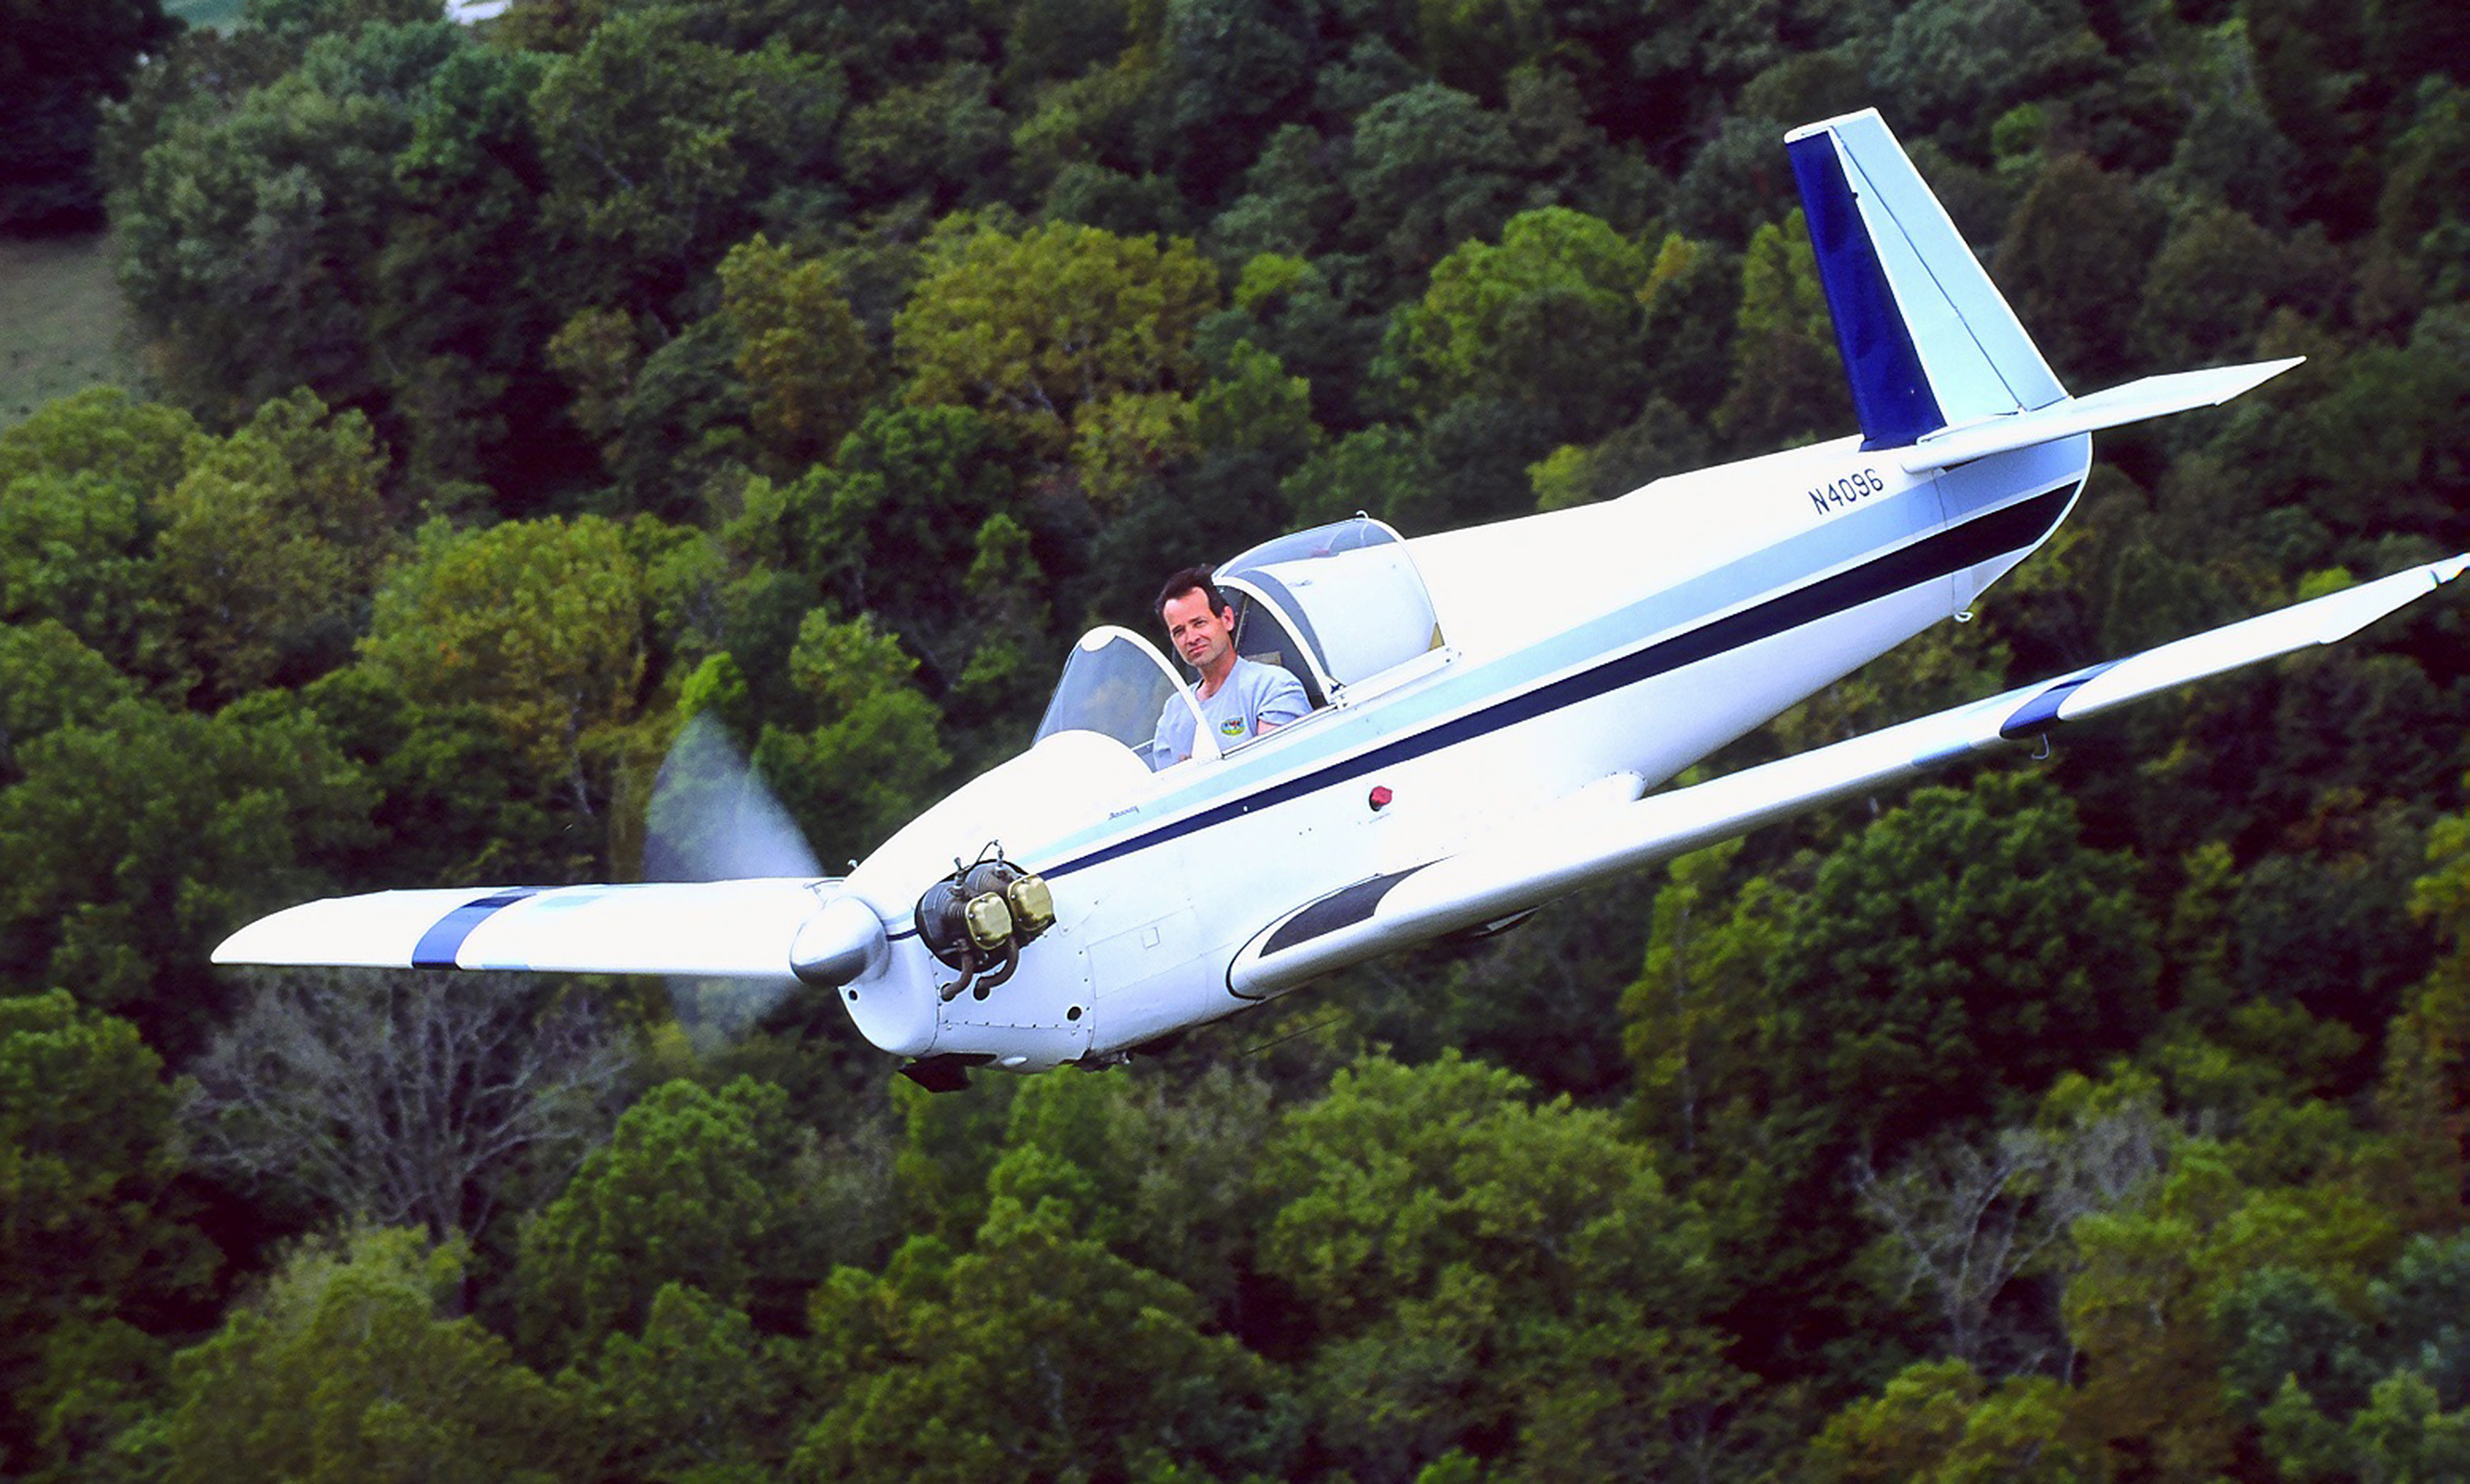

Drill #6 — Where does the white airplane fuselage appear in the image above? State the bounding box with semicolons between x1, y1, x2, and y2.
836;433;2092;1071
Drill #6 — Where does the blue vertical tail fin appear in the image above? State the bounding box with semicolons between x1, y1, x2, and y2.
1786;110;2068;450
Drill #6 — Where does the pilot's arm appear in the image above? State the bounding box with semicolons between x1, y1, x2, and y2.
1253;665;1310;733
1150;692;1195;769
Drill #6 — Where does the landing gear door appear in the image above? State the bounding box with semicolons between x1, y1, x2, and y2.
1035;626;1219;771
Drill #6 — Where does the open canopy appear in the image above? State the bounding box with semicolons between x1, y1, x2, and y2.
1033;517;1449;771
1217;516;1443;699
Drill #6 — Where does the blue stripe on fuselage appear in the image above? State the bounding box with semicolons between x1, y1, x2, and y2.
1028;481;1944;868
1023;483;2073;886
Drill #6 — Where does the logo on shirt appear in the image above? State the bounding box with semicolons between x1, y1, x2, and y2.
1219;718;1247;737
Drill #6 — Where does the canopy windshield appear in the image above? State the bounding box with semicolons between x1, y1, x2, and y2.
1034;626;1213;769
1217;516;1442;692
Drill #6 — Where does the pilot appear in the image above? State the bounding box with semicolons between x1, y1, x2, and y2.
1150;565;1308;766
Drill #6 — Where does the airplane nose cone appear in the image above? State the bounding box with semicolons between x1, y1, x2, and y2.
798;898;938;1058
790;895;887;987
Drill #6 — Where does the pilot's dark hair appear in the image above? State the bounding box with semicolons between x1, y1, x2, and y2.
1155;565;1232;620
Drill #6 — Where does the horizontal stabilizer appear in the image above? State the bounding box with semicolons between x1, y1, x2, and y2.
212;878;838;977
1900;358;2303;473
1229;551;2468;998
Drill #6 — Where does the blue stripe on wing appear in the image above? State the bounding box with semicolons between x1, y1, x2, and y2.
1996;662;2120;740
410;888;542;970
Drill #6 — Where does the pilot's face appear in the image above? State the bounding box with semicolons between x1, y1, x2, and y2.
1161;589;1235;675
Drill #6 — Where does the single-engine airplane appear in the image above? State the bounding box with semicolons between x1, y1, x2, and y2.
216;110;2468;1089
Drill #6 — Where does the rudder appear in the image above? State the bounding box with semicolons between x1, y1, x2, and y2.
1787;110;2066;450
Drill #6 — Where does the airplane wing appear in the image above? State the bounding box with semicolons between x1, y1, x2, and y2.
1229;552;2469;999
212;878;837;977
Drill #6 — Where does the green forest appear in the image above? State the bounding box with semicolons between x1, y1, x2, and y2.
6;0;2469;1477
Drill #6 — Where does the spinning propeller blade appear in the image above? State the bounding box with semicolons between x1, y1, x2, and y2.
644;713;824;882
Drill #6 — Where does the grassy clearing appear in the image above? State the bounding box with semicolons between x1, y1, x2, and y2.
0;233;140;430
166;0;251;30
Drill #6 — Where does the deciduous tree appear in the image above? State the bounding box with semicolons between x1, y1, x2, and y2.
0;991;215;1478
112;19;464;421
893;219;1219;457
0;698;371;1058
980;1062;1282;1322
1869;0;2111;157
1713;208;1847;452
0;388;200;687
1341;83;1526;284
359;514;652;821
1852;1094;2169;1371
1803;1358;2097;1483
530;11;843;306
151;389;398;703
795;1196;1299;1483
1381;206;1648;443
1158;0;1313;195
572;1281;811;1483
516;1077;840;1367
186;969;628;1241
2063;1140;2408;1478
835;61;1008;210
0;623;133;787
1991;153;2157;385
1260;1051;1747;1478
717;234;883;471
152;1227;578;1484
752;609;950;863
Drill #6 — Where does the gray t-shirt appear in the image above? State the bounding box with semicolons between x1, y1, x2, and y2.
1150;656;1310;766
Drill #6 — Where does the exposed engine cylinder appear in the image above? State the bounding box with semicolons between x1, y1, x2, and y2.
914;846;1054;1001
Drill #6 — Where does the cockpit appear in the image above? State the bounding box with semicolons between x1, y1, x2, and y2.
1033;516;1447;770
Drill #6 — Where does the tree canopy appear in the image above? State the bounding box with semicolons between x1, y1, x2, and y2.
5;0;2468;1476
